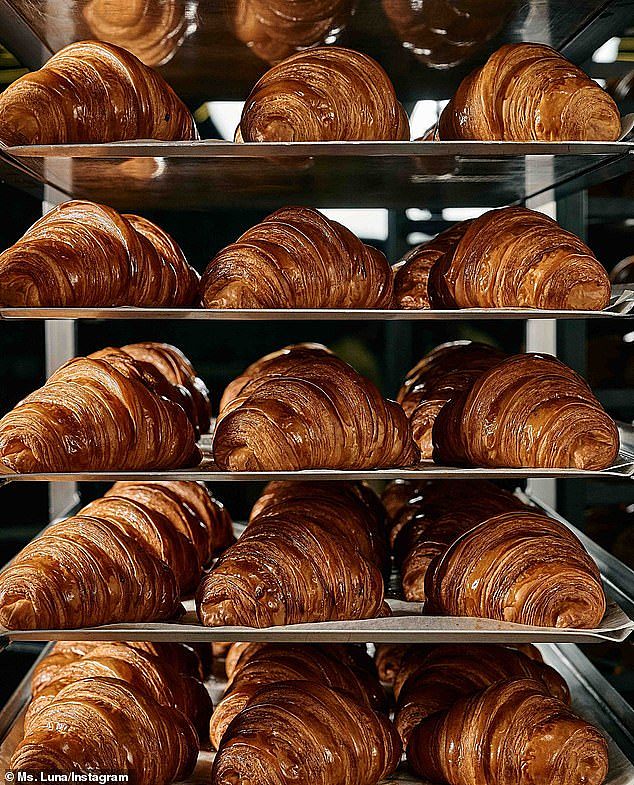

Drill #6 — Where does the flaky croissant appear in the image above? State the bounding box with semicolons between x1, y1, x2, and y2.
0;346;201;473
423;207;611;310
397;341;506;458
201;207;393;308
426;510;607;628
232;0;356;64
433;352;620;469
0;200;199;307
12;676;198;784
238;46;410;141
213;344;418;470
436;42;621;141
394;643;568;744
212;680;401;785
210;643;384;748
408;678;609;785
0;40;198;146
197;482;387;627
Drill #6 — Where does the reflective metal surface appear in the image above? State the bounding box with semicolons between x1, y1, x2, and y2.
2;140;633;210
1;1;632;103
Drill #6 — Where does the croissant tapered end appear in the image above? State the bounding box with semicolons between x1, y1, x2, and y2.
213;344;419;470
407;679;609;785
437;42;621;141
0;200;199;308
426;510;606;629
201;206;394;308
432;352;620;469
239;46;410;141
212;680;402;785
0;40;198;145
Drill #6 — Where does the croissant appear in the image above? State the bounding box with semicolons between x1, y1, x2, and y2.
238;46;409;141
12;676;198;784
106;481;234;564
433;352;620;469
0;40;198;147
421;207;611;310
201;207;393;308
408;678;609;785
436;42;621;141
214;344;418;470
0;200;199;307
426;510;606;628
212;680;401;785
233;0;355;64
397;341;506;458
27;641;212;737
0;346;200;473
196;482;387;627
210;643;384;747
394;643;568;744
249;480;389;571
374;643;410;685
611;255;634;284
116;342;212;434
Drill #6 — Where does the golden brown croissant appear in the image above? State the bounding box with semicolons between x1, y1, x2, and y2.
212;680;401;785
28;641;212;737
433;352;620;469
397;341;506;458
0;200;199;307
117;342;212;434
0;346;201;473
374;643;410;685
422;207;611;310
426;510;606;628
106;481;234;564
407;678;609;785
210;643;384;748
12;676;198;784
0;514;181;629
394;643;568;744
238;46;410;141
214;344;418;470
249;480;389;571
436;42;621;141
0;40;198;147
196;482;387;627
201;206;393;308
232;0;356;64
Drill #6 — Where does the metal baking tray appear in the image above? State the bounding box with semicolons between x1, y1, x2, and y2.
1;643;633;781
2;139;634;210
1;287;632;321
2;424;633;483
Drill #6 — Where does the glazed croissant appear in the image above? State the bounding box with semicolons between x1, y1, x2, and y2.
0;40;198;147
0;200;199;308
210;642;384;748
250;480;389;571
433;352;620;469
213;344;418;470
238;46;410;141
0;344;202;473
408;679;609;785
196;482;387;627
212;680;401;785
12;676;198;784
394;643;568;744
435;42;621;141
233;0;356;64
397;341;506;459
424;207;611;310
201;207;393;308
426;510;607;628
27;641;212;737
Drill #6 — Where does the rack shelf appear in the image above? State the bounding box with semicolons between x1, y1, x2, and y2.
2;140;633;210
